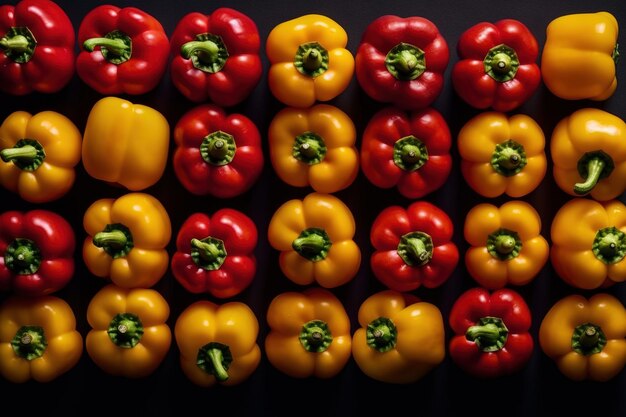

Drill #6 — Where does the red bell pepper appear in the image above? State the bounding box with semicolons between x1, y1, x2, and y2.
0;0;75;95
452;19;541;112
370;201;459;291
173;104;264;198
0;210;74;296
361;106;452;199
76;5;169;95
449;287;533;378
171;209;257;298
355;15;449;110
170;7;262;106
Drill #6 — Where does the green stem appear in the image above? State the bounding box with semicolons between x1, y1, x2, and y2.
0;145;37;162
592;226;626;264
294;42;329;77
196;342;233;382
181;33;229;73
181;40;218;62
366;317;397;352
293;132;326;165
200;131;236;166
1;27;37;63
385;43;426;81
299;320;333;353
11;326;47;360
83;30;132;65
393;136;428;171
487;228;521;260
574;151;614;195
303;49;322;72
465;317;508;352
0;139;45;171
292;228;331;262
571;323;606;355
108;313;144;348
484;44;519;82
92;224;134;259
0;35;29;52
574;158;605;195
490;140;527;176
4;238;41;275
93;230;127;248
397;232;433;266
190;237;227;270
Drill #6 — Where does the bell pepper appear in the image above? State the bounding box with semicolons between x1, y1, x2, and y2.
0;210;75;297
82;97;170;191
171;209;257;298
452;19;540;112
370;201;459;292
86;284;171;378
169;7;262;106
76;5;169;95
550;108;626;201
0;295;82;383
0;0;75;95
265;287;351;379
550;198;626;289
266;14;354;108
464;200;549;289
267;192;361;288
173;104;263;198
174;300;260;387
539;293;626;381
360;106;452;199
268;104;359;194
0;110;82;203
458;111;547;198
352;290;445;384
449;287;533;378
355;15;449;110
82;192;171;289
541;12;619;101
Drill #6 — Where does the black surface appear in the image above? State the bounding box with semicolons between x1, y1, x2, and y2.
1;0;625;416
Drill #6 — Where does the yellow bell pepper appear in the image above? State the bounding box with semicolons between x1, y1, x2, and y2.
551;108;626;201
82;96;170;191
539;293;626;381
550;198;626;289
174;300;260;387
541;11;618;101
266;14;355;108
86;284;171;378
0;295;82;383
267;192;361;288
464;200;549;289
0;110;81;203
82;192;171;288
268;104;359;193
265;287;351;378
457;112;547;198
352;290;445;384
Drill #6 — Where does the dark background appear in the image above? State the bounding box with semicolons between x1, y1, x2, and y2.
1;0;625;416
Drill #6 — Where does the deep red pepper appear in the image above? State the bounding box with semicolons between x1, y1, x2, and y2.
452;19;541;112
76;5;169;95
0;0;75;95
0;210;75;296
370;201;459;291
361;106;452;199
355;15;449;110
173;104;264;198
449;287;534;378
169;7;262;106
171;210;257;299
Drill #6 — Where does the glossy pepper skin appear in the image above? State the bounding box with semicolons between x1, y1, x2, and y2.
175;300;261;387
464;200;549;289
266;14;355;108
352;290;445;384
83;192;171;289
267;192;361;288
539;293;626;381
0;110;82;203
171;210;257;298
458;112;547;198
551;108;626;201
268;104;359;193
550;198;626;289
370;201;459;292
0;0;75;95
265;288;351;378
449;287;533;378
541;12;619;101
173;104;263;198
170;7;262;106
356;15;449;110
0;210;75;297
82;97;170;191
77;5;169;95
86;284;171;378
360;106;452;199
0;295;82;383
452;19;540;112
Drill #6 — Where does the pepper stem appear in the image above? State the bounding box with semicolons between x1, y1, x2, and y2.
397;231;433;267
294;42;329;77
484;44;519;82
465;317;508;352
181;40;218;62
592;226;626;264
108;313;144;348
366;317;397;352
200;131;236;166
575;151;614;195
181;33;229;73
92;223;134;259
393;136;428;171
385;43;426;81
11;326;47;360
613;43;620;64
299;320;333;353
0;35;29;52
4;238;41;275
491;140;527;176
292;228;331;262
293;132;327;165
571;323;607;355
83;30;132;65
190;237;227;270
93;230;127;248
487;228;521;260
0;27;37;63
303;49;322;71
196;342;233;382
575;158;605;194
0;145;38;162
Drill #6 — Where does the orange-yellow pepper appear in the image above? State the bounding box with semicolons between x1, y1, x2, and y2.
539;293;626;381
265;287;351;378
268;104;359;193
